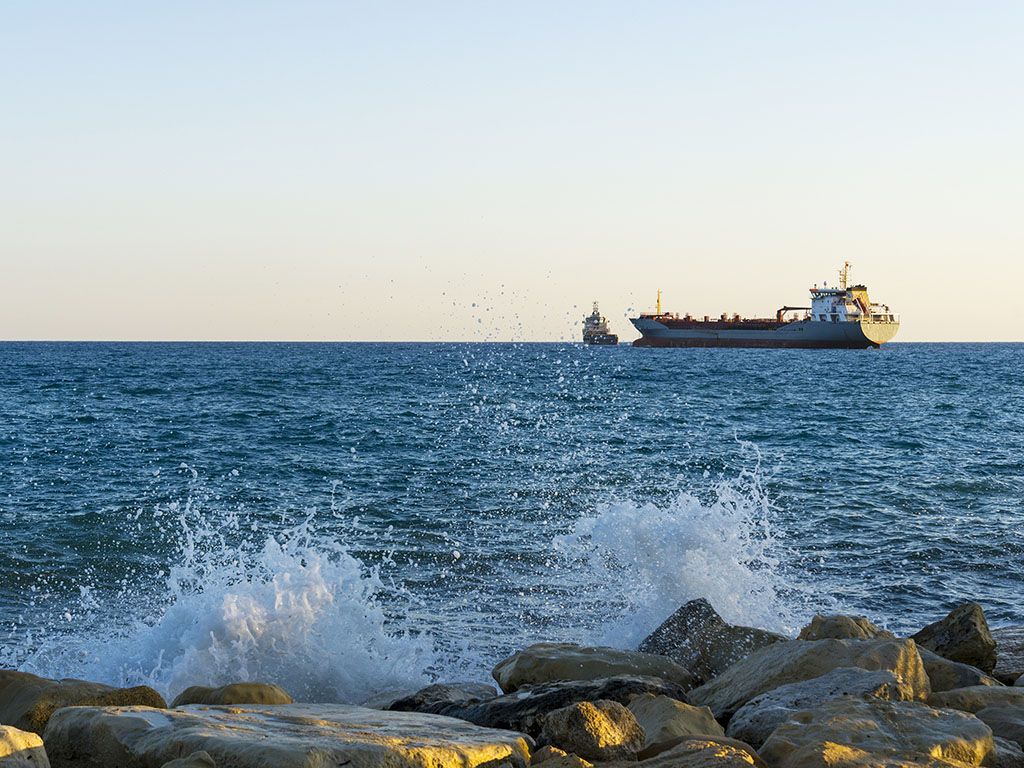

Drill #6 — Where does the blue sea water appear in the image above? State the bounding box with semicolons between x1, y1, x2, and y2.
0;341;1022;702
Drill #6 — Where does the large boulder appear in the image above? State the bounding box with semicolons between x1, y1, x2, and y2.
993;627;1024;685
626;694;724;758
170;682;292;707
797;614;893;641
492;643;696;694
540;700;643;761
917;647;1003;693
385;683;498;715
444;675;690;737
688;638;929;721
630;737;766;767
758;697;995;768
0;725;49;768
928;686;1024;713
638;600;786;684
724;667;914;749
911;602;997;674
0;670;166;735
976;707;1024;750
42;703;531;768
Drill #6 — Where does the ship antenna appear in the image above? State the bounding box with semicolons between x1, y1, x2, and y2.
656;288;661;315
839;261;851;290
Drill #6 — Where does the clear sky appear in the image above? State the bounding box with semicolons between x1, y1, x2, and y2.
2;2;1022;342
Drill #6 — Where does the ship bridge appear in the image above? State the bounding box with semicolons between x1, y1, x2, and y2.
809;263;897;325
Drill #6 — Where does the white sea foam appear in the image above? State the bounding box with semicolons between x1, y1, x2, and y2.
555;465;803;649
16;506;434;704
10;464;804;702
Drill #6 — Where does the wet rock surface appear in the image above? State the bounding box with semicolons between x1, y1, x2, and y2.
724;667;914;749
444;675;691;736
539;700;643;761
687;638;929;721
492;643;696;694
627;693;724;758
170;682;292;707
0;670;166;736
993;627;1024;686
385;682;499;714
0;725;49;768
638;599;786;684
758;697;995;768
797;614;894;641
911;603;997;674
42;703;532;768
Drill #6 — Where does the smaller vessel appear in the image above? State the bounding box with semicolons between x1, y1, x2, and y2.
583;302;619;345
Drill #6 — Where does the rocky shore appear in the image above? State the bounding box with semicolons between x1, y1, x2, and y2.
2;600;1023;768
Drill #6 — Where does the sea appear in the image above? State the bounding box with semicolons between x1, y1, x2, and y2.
0;341;1021;703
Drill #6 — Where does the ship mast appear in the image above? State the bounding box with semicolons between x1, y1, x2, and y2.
656;289;661;315
839;262;851;290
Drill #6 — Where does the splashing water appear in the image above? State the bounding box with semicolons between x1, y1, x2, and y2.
15;506;435;704
8;464;804;701
556;466;804;650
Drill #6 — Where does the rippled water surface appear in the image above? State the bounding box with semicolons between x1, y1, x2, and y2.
0;342;1021;701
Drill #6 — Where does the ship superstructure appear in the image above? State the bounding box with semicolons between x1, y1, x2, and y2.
582;302;619;345
630;263;899;349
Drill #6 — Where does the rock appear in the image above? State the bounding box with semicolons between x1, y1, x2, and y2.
688;638;929;721
386;683;498;714
975;706;1024;749
630;737;766;767
160;752;216;768
530;745;593;768
724;666;914;749
492;643;697;694
446;675;690;737
796;614;893;641
1018;676;1024;687
0;670;166;735
928;685;1024;713
993;627;1024;685
540;700;643;761
992;737;1024;768
0;725;49;768
638;599;786;684
627;694;723;758
42;703;531;768
917;647;1003;693
170;682;292;707
758;697;995;768
911;602;997;674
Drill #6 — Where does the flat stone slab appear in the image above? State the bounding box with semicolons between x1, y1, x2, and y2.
43;703;531;768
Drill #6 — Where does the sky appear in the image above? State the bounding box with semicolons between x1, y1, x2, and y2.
2;2;1022;342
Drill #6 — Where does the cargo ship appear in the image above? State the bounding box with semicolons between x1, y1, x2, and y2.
631;264;899;349
582;302;619;345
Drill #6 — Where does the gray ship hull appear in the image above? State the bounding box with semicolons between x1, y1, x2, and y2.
630;317;899;349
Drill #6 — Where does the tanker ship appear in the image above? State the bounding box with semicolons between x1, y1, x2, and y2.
631;263;899;349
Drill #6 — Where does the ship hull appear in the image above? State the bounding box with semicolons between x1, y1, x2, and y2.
630;318;899;349
584;334;619;346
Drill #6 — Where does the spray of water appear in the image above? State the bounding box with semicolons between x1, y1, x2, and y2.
556;465;801;648
8;463;803;701
15;504;434;704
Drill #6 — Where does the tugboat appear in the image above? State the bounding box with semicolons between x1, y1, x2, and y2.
583;302;619;345
630;263;899;349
